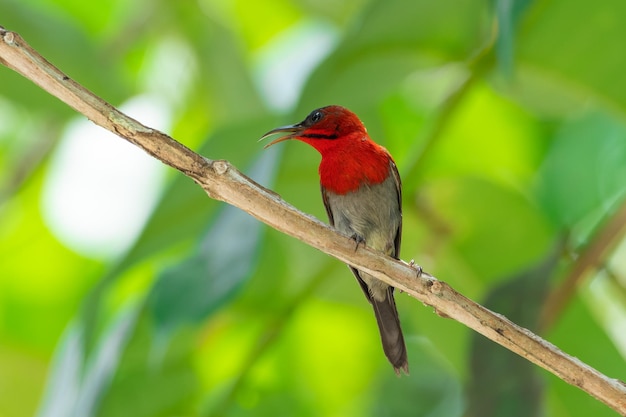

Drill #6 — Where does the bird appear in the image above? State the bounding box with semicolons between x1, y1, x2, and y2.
261;105;408;374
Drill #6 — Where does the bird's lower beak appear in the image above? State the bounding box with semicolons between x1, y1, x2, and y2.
259;124;303;148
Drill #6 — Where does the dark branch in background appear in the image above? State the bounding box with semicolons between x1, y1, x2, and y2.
401;43;494;191
1;27;625;415
205;263;332;417
606;267;626;301
401;24;496;193
540;199;626;332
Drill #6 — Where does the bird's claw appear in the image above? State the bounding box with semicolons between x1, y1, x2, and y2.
408;259;423;277
395;260;424;294
350;233;366;252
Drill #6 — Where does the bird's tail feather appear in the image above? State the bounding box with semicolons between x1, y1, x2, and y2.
371;289;408;375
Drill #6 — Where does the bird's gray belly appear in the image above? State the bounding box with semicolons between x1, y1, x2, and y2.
325;175;401;301
325;175;400;256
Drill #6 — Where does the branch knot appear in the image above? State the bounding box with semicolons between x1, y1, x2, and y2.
213;160;229;175
3;30;15;45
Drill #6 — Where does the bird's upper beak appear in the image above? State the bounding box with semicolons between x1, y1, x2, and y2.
259;123;304;148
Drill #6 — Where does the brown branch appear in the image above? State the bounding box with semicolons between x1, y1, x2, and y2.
1;27;625;415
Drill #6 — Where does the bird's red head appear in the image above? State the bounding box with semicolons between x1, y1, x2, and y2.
260;105;367;155
261;105;394;194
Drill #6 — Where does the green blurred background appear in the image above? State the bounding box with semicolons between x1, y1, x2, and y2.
1;0;626;416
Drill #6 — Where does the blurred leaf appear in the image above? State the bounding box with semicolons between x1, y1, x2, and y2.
426;177;554;282
167;5;267;124
379;92;429;163
536;112;626;228
516;0;626;115
422;82;545;187
231;0;302;51
297;0;491;114
200;302;464;417
149;150;280;332
494;0;534;76
79;117;277;353
466;244;561;417
284;299;381;414
546;297;626;417
0;1;130;113
0;173;102;349
343;0;489;57
35;325;82;417
73;137;277;415
96;313;198;417
37;306;139;417
117;117;276;271
368;338;464;417
0;343;47;417
75;308;140;417
295;0;367;26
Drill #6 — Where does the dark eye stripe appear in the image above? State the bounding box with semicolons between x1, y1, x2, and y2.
302;133;338;139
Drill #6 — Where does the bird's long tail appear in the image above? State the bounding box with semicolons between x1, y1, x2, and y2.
371;288;408;375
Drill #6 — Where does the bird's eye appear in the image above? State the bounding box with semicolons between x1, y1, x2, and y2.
310;111;322;123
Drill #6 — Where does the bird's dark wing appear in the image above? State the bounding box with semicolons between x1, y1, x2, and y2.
389;160;402;259
321;184;335;227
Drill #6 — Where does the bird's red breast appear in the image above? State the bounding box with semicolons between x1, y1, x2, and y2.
313;137;393;195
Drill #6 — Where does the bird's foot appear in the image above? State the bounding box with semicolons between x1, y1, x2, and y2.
350;233;366;252
408;259;423;278
394;260;423;294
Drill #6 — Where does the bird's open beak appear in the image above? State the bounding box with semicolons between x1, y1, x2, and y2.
259;124;303;149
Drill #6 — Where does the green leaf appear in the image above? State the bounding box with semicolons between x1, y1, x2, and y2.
536;112;626;228
166;4;268;123
494;0;534;76
297;0;491;114
149;150;280;333
96;313;199;417
36;306;139;417
118;117;276;270
35;325;82;417
79;117;277;353
368;338;464;417
421;82;545;187
0;1;130;114
465;246;561;417
516;0;626;115
426;177;554;283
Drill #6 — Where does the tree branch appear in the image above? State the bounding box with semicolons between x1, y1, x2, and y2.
1;27;625;415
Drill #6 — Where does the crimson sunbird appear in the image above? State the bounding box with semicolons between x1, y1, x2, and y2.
261;105;408;374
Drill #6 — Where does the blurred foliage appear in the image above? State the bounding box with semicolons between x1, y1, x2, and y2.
466;243;561;417
1;0;626;416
